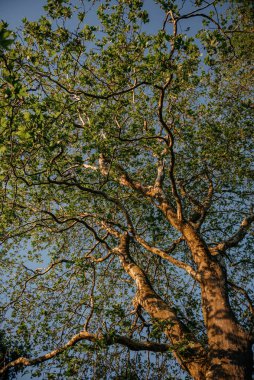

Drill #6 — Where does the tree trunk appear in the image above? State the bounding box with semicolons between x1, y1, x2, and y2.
206;333;253;380
182;223;253;380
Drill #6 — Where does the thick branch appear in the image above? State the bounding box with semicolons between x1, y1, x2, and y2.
97;155;179;228
115;233;207;378
154;159;165;190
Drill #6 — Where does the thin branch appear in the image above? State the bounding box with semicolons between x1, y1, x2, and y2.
23;65;150;100
211;213;254;254
179;173;213;227
157;78;183;221
84;266;96;330
1;259;74;310
0;331;170;376
228;281;254;316
175;11;234;49
134;234;200;281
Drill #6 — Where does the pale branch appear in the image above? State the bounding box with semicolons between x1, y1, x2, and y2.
85;251;113;263
179;181;203;210
98;153;110;177
163;11;178;60
154;159;165;190
201;175;214;213
100;220;198;280
0;331;171;376
99;154;157;198
97;154;178;226
133;233;200;281
100;221;122;239
211;213;254;255
82;163;98;171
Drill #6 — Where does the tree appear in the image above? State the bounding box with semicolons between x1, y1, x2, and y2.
0;0;253;379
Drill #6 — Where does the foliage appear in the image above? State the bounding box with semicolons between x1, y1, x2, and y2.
0;330;27;379
0;0;253;379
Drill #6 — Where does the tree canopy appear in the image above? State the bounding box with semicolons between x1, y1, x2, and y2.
0;1;253;379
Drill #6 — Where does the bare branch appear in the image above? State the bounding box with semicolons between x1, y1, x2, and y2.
96;152;179;227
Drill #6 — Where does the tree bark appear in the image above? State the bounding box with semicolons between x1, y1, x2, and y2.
182;223;253;380
116;233;208;380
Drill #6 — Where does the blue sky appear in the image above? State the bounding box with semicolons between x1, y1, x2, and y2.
0;0;166;32
0;0;209;35
0;0;46;28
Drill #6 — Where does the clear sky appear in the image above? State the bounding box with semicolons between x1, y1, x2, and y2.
0;0;207;35
0;0;46;28
0;0;166;32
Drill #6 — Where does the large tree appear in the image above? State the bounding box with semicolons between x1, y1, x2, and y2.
0;1;253;379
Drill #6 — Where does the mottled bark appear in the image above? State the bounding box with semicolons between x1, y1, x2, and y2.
116;233;207;380
133;193;253;380
182;223;253;380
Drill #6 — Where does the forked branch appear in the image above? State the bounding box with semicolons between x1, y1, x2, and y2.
211;213;254;255
115;233;207;378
